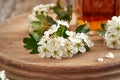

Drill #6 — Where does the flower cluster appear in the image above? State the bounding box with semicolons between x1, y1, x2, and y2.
104;16;120;49
0;70;9;80
38;20;94;59
23;0;93;58
28;3;56;21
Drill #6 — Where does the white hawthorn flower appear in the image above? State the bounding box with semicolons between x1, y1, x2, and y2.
74;42;86;53
28;14;38;22
44;31;50;38
49;3;56;7
47;24;59;35
106;39;120;49
61;52;68;58
66;42;77;55
105;16;120;49
66;31;82;43
0;70;9;80
38;44;51;58
70;43;79;54
38;37;52;58
63;40;78;57
51;49;63;59
66;30;76;36
56;37;66;46
29;3;56;21
80;33;94;47
79;46;86;53
50;40;63;59
33;4;48;15
38;36;49;45
105;28;119;40
57;20;69;28
106;39;114;49
45;3;56;9
33;5;40;13
45;21;69;37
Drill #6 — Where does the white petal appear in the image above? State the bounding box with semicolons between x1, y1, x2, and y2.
106;52;114;59
33;5;40;12
112;16;117;21
45;52;51;58
68;53;73;57
71;47;78;54
39;52;45;58
79;47;86;53
28;15;37;21
44;31;49;37
97;58;104;62
0;70;7;80
106;40;114;48
57;20;69;28
66;30;76;36
62;53;68;58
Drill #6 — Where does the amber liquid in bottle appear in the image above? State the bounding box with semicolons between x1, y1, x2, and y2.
76;0;116;30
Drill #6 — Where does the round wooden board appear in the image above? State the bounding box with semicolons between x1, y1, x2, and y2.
0;14;120;80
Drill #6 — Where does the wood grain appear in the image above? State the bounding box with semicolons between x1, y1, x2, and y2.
0;14;120;80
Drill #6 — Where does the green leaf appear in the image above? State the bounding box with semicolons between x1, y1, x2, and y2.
84;45;90;51
75;24;90;33
55;25;68;38
82;28;90;33
23;34;39;54
36;14;50;26
101;23;106;31
96;30;106;36
31;21;44;36
36;14;56;26
36;14;46;21
31;32;40;42
24;45;33;49
53;0;72;22
47;16;56;25
96;22;106;36
31;21;41;30
30;48;39;54
75;24;84;33
31;14;56;37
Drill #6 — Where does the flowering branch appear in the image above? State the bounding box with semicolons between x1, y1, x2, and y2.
23;0;94;59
